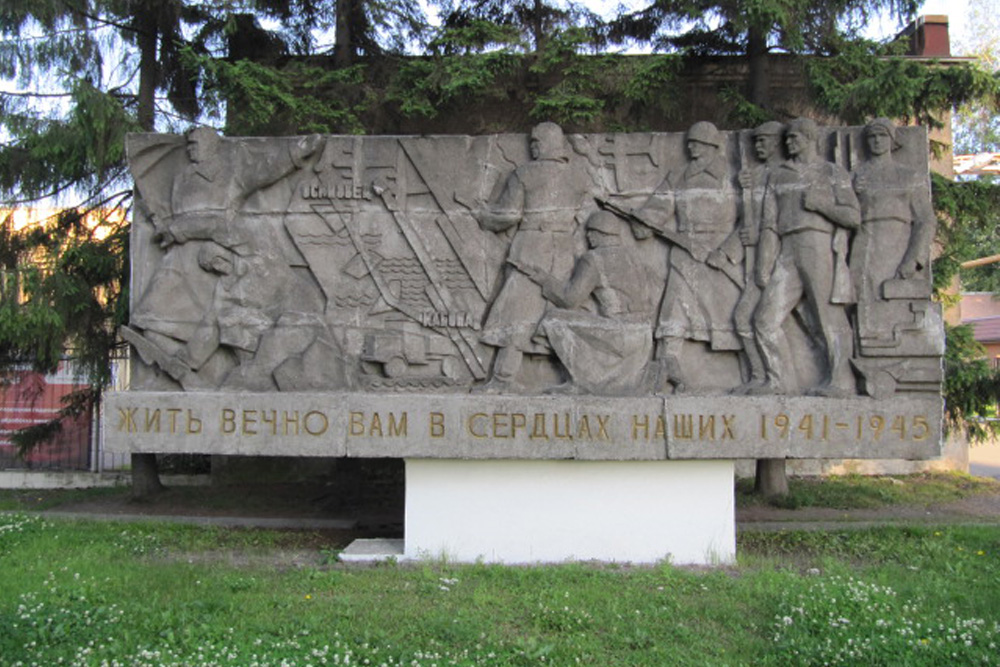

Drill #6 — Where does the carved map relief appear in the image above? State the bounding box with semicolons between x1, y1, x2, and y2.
125;122;943;402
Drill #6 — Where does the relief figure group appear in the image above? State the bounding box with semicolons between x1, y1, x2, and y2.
473;118;938;398
125;120;941;399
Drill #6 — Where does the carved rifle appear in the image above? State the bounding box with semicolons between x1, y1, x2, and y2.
594;196;743;287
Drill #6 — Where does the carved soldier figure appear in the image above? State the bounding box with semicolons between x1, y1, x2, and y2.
473;122;596;393
851;118;937;341
633;121;742;393
125;127;322;387
726;121;785;393
751;118;861;396
522;211;654;395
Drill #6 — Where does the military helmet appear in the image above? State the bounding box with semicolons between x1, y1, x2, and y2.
686;121;723;147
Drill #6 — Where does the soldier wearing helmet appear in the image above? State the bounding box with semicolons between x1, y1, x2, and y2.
520;210;654;395
473;122;598;393
631;121;742;393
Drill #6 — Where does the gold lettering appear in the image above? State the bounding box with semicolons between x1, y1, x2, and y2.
221;408;236;435
774;414;790;438
349;411;365;437
283;411;300;436
577;415;592;440
117;407;137;433
912;416;930;441
166;408;182;434
673;414;694;439
242;410;258;435
186;410;202;435
654;416;666;440
869;415;886;441
797;414;814;440
632;414;649;440
468;413;488;439
429;412;445;438
530;414;549;440
511;413;526;438
370;412;383;437
721;415;735;440
304;410;328;436
890;415;906;440
596;415;611;439
553;413;573;440
698;415;715;440
144;408;161;433
493;413;510;438
261;410;277;436
388;412;407;437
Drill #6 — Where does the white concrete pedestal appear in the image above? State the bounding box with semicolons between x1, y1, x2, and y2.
404;459;735;565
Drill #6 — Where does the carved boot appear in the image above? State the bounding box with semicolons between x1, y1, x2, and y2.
657;354;686;394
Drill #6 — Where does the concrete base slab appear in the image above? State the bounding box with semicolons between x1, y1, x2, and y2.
340;538;406;563
405;459;735;565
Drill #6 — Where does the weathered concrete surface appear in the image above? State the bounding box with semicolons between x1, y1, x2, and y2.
114;121;945;462
104;391;941;460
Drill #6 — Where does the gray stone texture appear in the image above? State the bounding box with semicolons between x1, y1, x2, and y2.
104;392;941;460
116;120;944;460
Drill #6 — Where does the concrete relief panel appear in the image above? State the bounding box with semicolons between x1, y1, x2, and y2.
117;121;943;459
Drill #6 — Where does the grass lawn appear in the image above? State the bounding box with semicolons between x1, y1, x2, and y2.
1;471;999;666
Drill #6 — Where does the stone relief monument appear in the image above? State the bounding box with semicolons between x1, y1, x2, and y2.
109;120;944;462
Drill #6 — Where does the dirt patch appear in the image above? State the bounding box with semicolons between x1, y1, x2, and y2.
20;482;404;534
18;478;1000;532
737;489;1000;525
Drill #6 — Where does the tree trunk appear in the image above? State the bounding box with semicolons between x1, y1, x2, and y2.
747;25;769;109
334;0;353;67
754;458;789;497
136;7;158;134
532;0;545;52
131;4;164;500
131;453;165;500
747;23;788;498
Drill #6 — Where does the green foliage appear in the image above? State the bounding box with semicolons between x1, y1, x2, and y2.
807;39;1000;128
1;517;1000;665
932;173;1000;292
719;86;773;127
387;44;521;120
0;82;137;202
736;472;1000;510
942;323;1000;440
771;574;1000;665
191;54;371;134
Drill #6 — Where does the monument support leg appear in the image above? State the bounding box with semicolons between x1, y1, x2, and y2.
404;458;736;565
755;458;788;497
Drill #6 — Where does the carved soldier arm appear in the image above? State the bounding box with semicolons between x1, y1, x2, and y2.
631;177;675;241
803;167;861;230
898;178;937;279
475;172;525;232
540;254;601;310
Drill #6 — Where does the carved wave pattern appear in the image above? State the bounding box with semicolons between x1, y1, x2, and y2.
333;292;379;308
293;227;353;247
375;257;477;309
379;257;477;289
